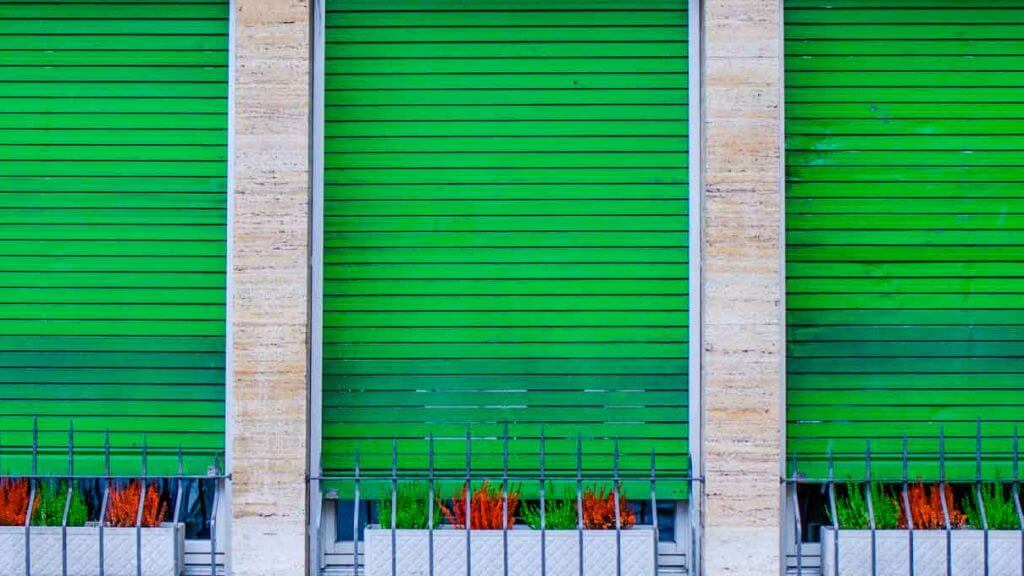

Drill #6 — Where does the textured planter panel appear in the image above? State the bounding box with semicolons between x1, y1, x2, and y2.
821;527;1024;576
0;523;184;576
365;527;656;576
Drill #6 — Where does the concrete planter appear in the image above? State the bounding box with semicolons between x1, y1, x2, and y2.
821;526;1024;576
364;526;656;576
0;522;185;576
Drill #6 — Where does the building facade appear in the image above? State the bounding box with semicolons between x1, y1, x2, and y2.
0;1;1019;575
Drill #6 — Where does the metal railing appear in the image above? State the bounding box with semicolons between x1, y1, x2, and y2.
785;420;1024;576
310;428;702;576
0;420;226;576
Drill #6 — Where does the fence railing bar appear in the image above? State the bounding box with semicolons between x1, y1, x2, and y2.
428;435;435;576
1013;426;1024;576
173;446;184;576
210;453;221;576
650;449;658;576
465;428;472;576
503;422;510;576
62;422;73;576
100;430;111;576
614;437;622;576
390;439;397;576
827;447;839;576
576;433;584;576
901;436;914;576
976;419;989;576
791;478;802;576
938;428;951;576
539;427;547;576
353;446;361;576
864;442;877;576
136;436;148;576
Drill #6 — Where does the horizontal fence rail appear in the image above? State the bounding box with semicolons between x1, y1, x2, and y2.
311;427;702;576
0;419;225;576
786;419;1024;576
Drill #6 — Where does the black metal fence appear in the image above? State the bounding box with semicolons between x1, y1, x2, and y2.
786;421;1024;576
0;420;226;576
311;429;702;576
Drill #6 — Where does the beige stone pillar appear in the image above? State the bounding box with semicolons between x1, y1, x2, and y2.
701;0;784;574
231;0;310;574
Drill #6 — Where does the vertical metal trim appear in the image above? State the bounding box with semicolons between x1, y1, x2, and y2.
686;0;704;572
223;0;237;571
309;0;326;574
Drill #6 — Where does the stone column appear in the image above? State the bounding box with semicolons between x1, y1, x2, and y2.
701;0;784;574
231;0;310;574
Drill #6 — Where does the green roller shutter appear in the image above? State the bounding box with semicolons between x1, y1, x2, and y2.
0;1;229;476
322;0;689;495
785;0;1024;480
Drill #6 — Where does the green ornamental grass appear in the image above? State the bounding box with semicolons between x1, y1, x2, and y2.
32;482;88;527
379;482;442;529
963;483;1020;530
827;482;900;530
521;484;578;530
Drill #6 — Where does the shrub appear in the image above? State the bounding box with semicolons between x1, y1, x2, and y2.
442;482;519;529
379;482;441;529
521;484;578;530
32;482;88;527
0;479;34;526
963;484;1020;530
582;485;635;530
827;483;900;530
106;481;167;528
899;483;965;529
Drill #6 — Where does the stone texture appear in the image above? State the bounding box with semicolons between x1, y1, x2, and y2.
702;0;784;574
230;0;310;574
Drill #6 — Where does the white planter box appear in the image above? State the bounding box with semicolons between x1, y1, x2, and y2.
0;522;185;576
365;526;656;576
821;527;1024;576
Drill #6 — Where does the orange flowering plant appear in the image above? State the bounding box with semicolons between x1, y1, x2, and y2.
106;481;167;528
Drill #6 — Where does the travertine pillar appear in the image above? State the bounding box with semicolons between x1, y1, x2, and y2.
231;0;310;574
702;0;784;574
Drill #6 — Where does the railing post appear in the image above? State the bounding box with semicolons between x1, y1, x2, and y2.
864;442;876;576
976;418;989;576
353;446;361;576
1012;426;1024;576
900;435;914;576
502;423;510;576
649;449;658;576
465;427;472;576
210;454;220;576
826;447;839;576
613;437;622;576
100;430;111;576
576;433;584;576
25;418;37;576
136;436;148;576
936;428;951;576
62;422;74;576
390;439;397;576
173;447;184;576
539;427;546;576
427;435;434;576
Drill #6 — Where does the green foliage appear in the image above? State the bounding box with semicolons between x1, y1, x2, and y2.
379;483;441;529
963;484;1021;530
32;482;88;527
826;482;900;530
521;484;578;530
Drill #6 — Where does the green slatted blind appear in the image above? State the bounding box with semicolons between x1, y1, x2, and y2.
786;0;1024;480
0;1;229;476
322;0;689;495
